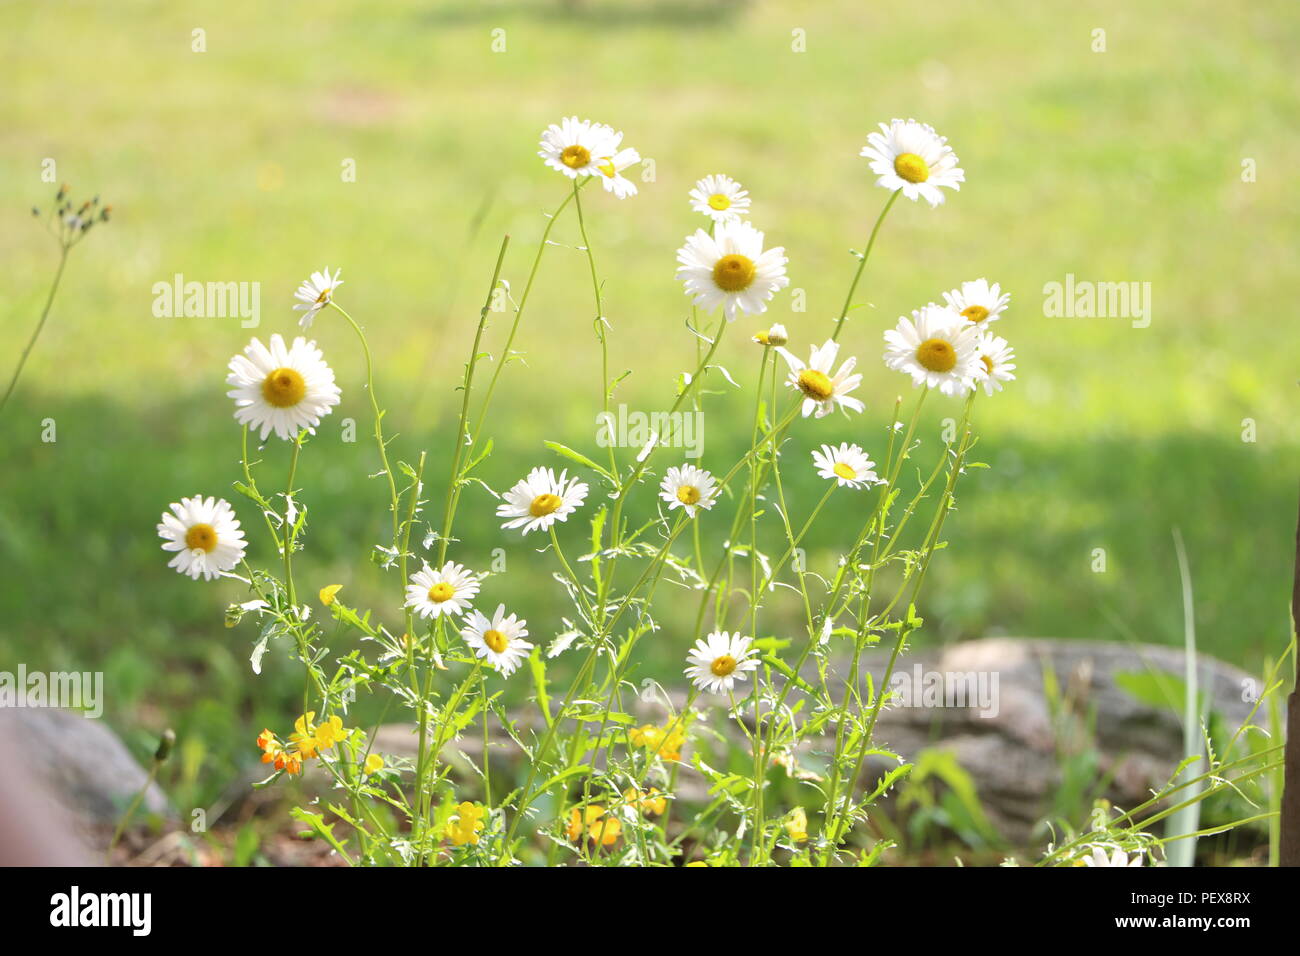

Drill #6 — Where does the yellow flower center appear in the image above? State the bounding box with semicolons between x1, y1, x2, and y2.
598;160;617;178
561;144;591;169
707;193;731;211
530;493;562;517
916;338;957;373
710;655;738;677
961;304;990;323
428;582;455;603
676;485;701;505
893;152;930;183
261;367;306;408
833;462;857;481
712;254;756;292
982;354;995;374
314;288;331;304
797;369;834;402
484;629;509;653
185;523;218;552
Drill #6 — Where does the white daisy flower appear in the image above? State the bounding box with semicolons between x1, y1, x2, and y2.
675;220;788;322
404;561;481;619
292;267;343;329
1083;846;1143;867
883;304;981;397
778;339;865;418
157;495;247;581
595;147;642;199
975;332;1016;396
659;464;719;517
496;467;589;535
812;443;878;489
942;278;1009;326
860;118;964;207
538;116;621;180
688;173;751;223
753;323;787;346
684;631;759;695
226;334;342;441
461;604;533;677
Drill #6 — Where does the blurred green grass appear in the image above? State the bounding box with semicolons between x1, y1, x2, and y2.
2;0;1298;803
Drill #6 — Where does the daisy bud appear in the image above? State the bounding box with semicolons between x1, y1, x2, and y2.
154;728;176;763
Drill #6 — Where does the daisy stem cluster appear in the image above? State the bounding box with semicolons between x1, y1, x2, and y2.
156;115;1139;868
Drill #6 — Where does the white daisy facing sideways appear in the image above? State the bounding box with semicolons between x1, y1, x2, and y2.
405;561;481;619
684;631;759;695
462;605;533;677
226;334;342;441
883;304;981;397
1083;847;1143;867
976;332;1017;396
538;116;621;180
860;118;964;207
293;266;343;329
778;339;865;418
659;464;719;517
942;277;1010;326
497;466;589;535
812;443;879;489
676;220;788;322
595;146;642;199
157;495;247;581
688;173;751;223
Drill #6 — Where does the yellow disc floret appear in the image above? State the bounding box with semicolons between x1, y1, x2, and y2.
561;144;591;169
676;485;701;505
916;338;957;373
710;654;738;677
428;582;455;603
262;367;306;408
893;152;930;183
797;369;834;402
530;493;562;517
484;629;509;653
712;254;756;292
185;523;217;552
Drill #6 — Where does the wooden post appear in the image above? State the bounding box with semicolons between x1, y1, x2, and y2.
1280;482;1300;865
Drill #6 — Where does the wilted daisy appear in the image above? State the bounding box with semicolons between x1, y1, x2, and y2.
676;220;788;321
405;561;481;619
659;464;719;518
975;332;1016;396
461;604;532;677
226;334;342;441
292;267;343;329
157;495;247;581
778;339;865;418
689;173;751;223
595;147;642;199
1083;846;1143;867
883;304;981;397
812;443;878;489
753;323;787;346
538;116;621;180
942;278;1009;326
684;631;759;695
497;466;589;535
860;118;964;207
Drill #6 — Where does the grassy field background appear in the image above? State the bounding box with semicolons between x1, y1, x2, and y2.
2;0;1298;809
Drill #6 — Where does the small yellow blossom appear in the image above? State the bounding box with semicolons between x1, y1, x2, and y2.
624;787;667;816
447;802;487;847
290;712;320;758
312;714;349;750
785;807;809;843
319;584;343;606
566;804;621;847
629;722;686;761
363;753;384;775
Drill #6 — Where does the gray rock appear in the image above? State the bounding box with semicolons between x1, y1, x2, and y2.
0;708;172;832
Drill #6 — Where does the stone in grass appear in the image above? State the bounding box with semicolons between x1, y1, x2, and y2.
0;707;173;846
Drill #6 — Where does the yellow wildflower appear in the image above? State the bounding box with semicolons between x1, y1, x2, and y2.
447;802;486;847
319;584;343;606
